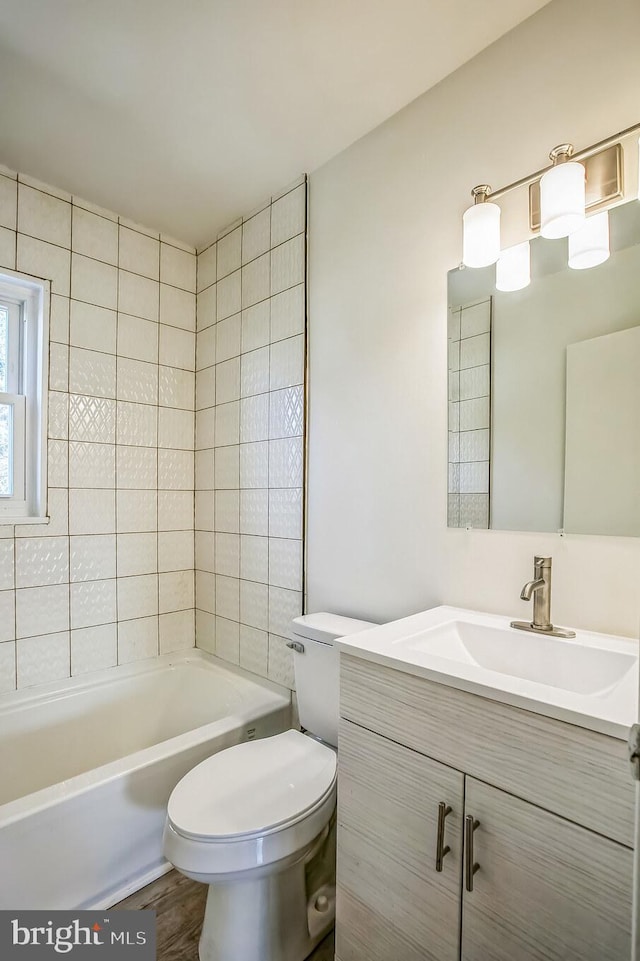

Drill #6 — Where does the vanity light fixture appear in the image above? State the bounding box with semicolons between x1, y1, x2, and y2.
462;185;501;268
539;145;586;239
568;210;610;270
460;121;640;289
496;241;530;291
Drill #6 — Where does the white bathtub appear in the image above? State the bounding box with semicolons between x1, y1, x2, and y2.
0;650;291;910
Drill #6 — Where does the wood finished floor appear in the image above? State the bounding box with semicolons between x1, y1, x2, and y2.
114;869;335;961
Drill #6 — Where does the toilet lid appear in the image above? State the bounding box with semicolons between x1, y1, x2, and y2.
167;729;337;840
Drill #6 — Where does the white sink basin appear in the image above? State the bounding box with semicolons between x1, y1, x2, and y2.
397;620;635;696
335;606;638;739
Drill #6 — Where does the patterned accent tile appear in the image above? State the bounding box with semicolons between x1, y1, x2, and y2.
16;536;69;588
268;586;302;636
48;439;69;488
71;578;117;629
268;634;295;689
117;357;159;405
69;441;115;488
268;538;302;591
48;391;69;439
269;386;303;439
70;535;116;582
239;579;268;630
269;437;303;488
239;624;268;676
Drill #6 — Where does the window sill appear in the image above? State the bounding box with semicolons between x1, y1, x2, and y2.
0;515;49;528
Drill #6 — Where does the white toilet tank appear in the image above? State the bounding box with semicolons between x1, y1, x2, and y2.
289;613;377;747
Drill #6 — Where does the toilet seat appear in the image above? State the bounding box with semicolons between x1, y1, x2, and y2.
163;730;337;878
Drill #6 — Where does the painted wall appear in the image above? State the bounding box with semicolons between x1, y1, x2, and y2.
194;179;306;691
307;0;640;637
0;170;196;693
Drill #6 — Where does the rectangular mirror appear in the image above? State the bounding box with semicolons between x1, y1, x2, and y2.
447;198;640;535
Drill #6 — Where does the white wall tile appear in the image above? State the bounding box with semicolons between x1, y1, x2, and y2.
269;386;304;439
117;314;158;363
159;366;194;410
268;585;302;636
195;531;215;573
195;610;215;653
118;270;159;321
196;285;216;331
116;402;157;447
271;184;305;248
117;532;157;577
240;534;268;583
195;449;215;491
16;536;69;588
69;347;116;398
50;294;70;344
117;446;157;490
0;639;16;692
49;342;68;391
215;575;239;620
0;227;16;269
214;445;239;490
240;441;269;489
117;575;158;621
117;490;157;533
117;357;158;404
72;207;118;264
215;402;239;447
241;252;270;308
159;609;194;653
158;491;194;531
195;490;214;531
269;489;303;539
159;571;194;614
118;615;158;663
161;284;196;331
196;325;216;371
217;270;241;321
217;227;242;280
17;632;70;688
71;578;117;629
159;324;195;371
215;533;239;577
240;579;268;630
215;616;240;664
268;634;294;688
269;538;303;591
216;357;240;404
18;235;70;295
118;226;159;279
239;624;268;676
242;208;270;265
241;347;270;397
214;490;239;533
70;301;117;355
69;441;115;488
241;301;270;352
158;449;194;490
158;531;194;572
70;535;116;582
16;584;69;638
71;253;117;307
0;590;15;642
197;244;216;293
0;539;14;590
269;437;303;488
161;243;196;292
196;571;215;614
196;409;216;452
241;393;269;443
69;489;115;535
240;489;268;536
71;623;117;674
159;407;194;450
271;235;305;295
0;175;17;230
270;335;304;390
18;184;71;247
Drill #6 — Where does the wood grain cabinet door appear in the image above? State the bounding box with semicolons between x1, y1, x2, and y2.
336;720;464;961
461;778;633;961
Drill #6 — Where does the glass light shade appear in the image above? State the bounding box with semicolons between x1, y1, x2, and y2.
496;241;531;291
540;161;585;238
568;211;610;270
462;201;501;268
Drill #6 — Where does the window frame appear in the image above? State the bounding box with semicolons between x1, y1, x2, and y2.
0;269;49;524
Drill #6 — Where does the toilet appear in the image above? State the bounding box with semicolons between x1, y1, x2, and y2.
162;612;376;961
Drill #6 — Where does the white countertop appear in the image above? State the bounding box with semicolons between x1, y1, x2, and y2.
336;606;639;740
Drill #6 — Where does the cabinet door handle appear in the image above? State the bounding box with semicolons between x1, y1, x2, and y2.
435;801;452;872
464;815;480;891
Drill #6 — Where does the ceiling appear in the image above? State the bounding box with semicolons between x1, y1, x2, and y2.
0;0;549;247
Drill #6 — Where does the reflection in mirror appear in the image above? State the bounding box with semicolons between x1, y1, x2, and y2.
448;199;640;536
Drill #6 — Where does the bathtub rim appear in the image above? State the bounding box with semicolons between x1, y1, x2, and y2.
0;650;291;827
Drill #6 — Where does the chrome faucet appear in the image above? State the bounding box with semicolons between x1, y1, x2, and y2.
511;556;576;638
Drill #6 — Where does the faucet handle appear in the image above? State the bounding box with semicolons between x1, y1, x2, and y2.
534;555;551;571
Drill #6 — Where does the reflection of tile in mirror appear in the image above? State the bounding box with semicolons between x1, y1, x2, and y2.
459;365;489;401
459;397;489;431
460;332;489;370
460;428;489;462
448;462;460;493
460;301;490;339
459;493;489;528
448;370;460;401
448;402;460;432
449;432;460;463
448;339;460;371
460;461;489;494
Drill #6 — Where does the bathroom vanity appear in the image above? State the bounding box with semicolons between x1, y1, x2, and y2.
334;607;637;961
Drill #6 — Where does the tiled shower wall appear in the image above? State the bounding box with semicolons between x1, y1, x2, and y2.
0;166;196;693
194;178;306;690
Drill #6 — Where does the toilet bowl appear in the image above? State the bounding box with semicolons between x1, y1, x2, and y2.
163;612;376;961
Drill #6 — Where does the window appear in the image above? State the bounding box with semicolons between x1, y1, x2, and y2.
0;271;49;522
